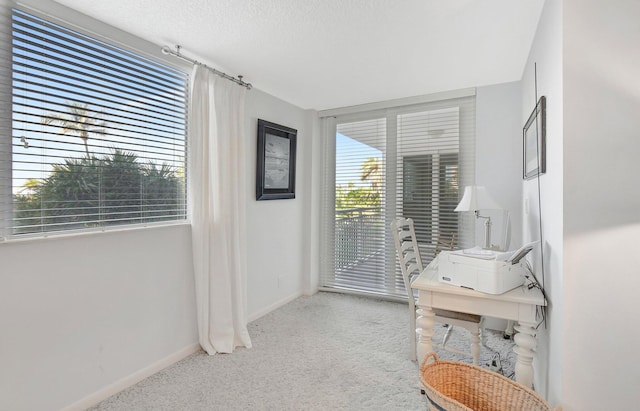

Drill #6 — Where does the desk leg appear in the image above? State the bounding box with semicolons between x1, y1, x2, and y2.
415;307;435;364
513;321;537;388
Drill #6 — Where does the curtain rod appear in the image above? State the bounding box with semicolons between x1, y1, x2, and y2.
161;45;252;90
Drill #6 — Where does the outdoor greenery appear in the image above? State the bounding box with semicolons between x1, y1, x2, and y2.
13;149;184;233
13;102;184;234
335;183;380;210
336;157;382;211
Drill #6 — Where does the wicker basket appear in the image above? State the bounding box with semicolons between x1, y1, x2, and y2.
420;352;561;411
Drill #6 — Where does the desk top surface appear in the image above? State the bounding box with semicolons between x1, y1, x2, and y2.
412;262;546;306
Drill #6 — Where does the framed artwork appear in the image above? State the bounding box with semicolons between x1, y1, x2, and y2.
523;96;546;180
256;119;297;200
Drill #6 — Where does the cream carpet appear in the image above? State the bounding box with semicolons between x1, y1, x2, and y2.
90;292;516;410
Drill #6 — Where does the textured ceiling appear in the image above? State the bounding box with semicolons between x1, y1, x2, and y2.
51;0;545;110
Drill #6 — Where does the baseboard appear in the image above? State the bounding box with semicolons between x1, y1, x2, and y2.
248;291;303;323
62;343;201;411
65;293;304;410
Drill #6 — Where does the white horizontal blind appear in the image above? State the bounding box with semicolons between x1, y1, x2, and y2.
328;117;389;295
0;1;12;240
4;8;188;239
397;104;466;262
321;96;476;298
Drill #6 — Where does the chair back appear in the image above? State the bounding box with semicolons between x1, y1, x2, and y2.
391;217;424;295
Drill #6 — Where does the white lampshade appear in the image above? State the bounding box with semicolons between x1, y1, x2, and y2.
454;186;502;212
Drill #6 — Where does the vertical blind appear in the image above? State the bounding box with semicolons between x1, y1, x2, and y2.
320;96;476;298
2;8;188;239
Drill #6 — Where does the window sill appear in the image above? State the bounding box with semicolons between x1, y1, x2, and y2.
1;220;191;245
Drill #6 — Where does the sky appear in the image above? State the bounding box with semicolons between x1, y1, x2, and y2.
335;132;382;187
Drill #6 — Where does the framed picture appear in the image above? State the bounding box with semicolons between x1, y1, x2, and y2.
523;96;546;180
256;119;297;200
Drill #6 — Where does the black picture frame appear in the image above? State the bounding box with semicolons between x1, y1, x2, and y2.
523;96;546;180
256;119;297;200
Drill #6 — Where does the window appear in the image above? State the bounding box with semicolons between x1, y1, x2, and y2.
1;8;188;239
320;95;476;298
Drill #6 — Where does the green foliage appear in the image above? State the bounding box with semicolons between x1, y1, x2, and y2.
335;157;383;211
360;157;381;189
13;149;184;234
336;183;380;210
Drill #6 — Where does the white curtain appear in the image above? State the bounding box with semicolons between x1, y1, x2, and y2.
189;65;252;354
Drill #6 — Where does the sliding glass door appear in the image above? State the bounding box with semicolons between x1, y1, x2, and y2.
331;118;388;294
320;96;476;298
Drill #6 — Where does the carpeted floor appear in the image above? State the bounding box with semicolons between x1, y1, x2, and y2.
89;291;516;410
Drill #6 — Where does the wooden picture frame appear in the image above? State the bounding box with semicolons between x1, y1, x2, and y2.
523;96;546;180
256;119;297;200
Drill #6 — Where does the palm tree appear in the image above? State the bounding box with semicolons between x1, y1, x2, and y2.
42;101;106;157
17;178;41;196
360;157;382;189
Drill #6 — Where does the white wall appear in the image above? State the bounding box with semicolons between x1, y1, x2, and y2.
0;225;198;411
519;0;640;408
562;0;640;409
520;0;563;403
244;89;317;320
0;86;318;411
473;82;524;332
476;82;523;251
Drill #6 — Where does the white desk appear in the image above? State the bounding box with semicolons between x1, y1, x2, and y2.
411;261;546;388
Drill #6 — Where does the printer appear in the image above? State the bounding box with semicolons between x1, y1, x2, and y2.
437;241;537;294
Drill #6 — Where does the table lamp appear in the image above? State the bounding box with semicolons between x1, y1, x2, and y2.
454;186;503;249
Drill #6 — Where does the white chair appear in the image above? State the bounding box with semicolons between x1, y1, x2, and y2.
391;217;482;364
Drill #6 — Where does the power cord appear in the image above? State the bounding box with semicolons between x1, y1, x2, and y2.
488;353;502;373
485;351;515;379
523;260;547;330
532;62;547;329
480;330;518;379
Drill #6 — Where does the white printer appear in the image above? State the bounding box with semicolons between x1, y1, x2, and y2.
437;241;537;294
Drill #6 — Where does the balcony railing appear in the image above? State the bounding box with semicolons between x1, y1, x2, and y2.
334;207;384;271
330;207;458;297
